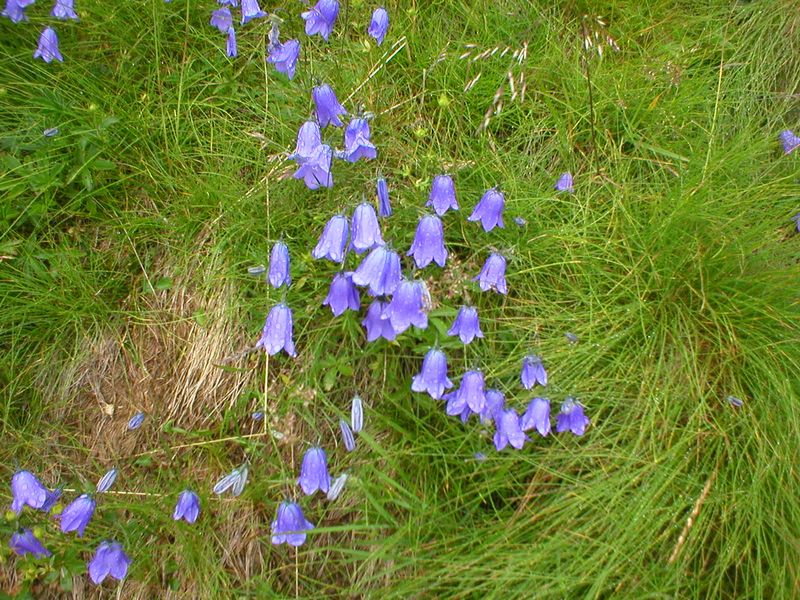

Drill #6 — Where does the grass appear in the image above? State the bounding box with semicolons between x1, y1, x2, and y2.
1;0;799;597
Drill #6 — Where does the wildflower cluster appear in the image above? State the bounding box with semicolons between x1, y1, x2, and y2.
3;0;78;62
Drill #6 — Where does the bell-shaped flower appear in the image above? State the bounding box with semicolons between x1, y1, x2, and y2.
427;175;458;216
60;493;96;537
494;408;526;450
474;252;507;294
339;418;356;451
88;541;131;585
351;395;364;433
386;279;428;334
10;529;51;558
520;355;547;389
213;463;249;496
293;143;333;189
780;130;800;154
468;188;505;231
298;447;330;495
52;0;78;20
792;213;800;233
255;303;297;357
326;473;348;500
555;172;574;193
361;300;397;342
301;0;339;41
40;488;62;513
289;120;322;162
479;388;506;424
376;177;391;217
408;215;447;268
10;470;48;514
2;0;29;23
411;348;453;400
268;241;291;288
350;202;384;253
352;245;401;296
312;214;348;262
521;397;551;437
34;27;64;63
367;7;389;45
344;118;377;162
271;501;314;546
127;412;145;430
556;396;590;436
96;468;117;494
218;0;238;6
173;490;201;523
240;0;266;24
267;39;300;79
312;84;346;128
226;26;237;57
446;370;486;415
210;7;232;32
323;272;360;316
447;306;483;344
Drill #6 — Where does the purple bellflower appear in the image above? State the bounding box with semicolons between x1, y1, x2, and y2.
386;279;429;334
468;188;505;231
377;177;392;217
521;397;551;437
791;213;800;233
312;84;346;128
427;175;458;216
350;202;384;253
60;494;95;537
290;120;322;162
10;529;51;558
556;396;590;436
10;470;48;514
40;488;62;513
494;408;526;450
218;0;237;5
96;468;117;494
368;7;389;45
271;501;314;546
255;303;297;357
339;418;356;451
173;490;201;523
301;0;339;41
448;306;483;344
210;7;232;32
555;172;574;193
780;130;800;154
480;388;505;425
520;355;547;389
267;39;300;80
213;464;249;496
293;143;333;189
52;0;78;20
240;0;266;25
411;348;453;400
2;0;31;23
226;27;237;57
298;447;330;495
43;127;60;137
88;541;131;585
474;252;508;294
351;395;364;433
352;245;401;296
447;370;486;415
344;118;377;162
34;27;64;63
268;241;291;288
327;473;348;500
127;412;144;430
362;300;397;342
312;214;348;262
323;272;360;316
408;214;447;268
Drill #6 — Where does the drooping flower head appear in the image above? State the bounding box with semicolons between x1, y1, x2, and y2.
361;300;397;342
344;118;377;162
312;214;348;263
2;0;30;23
298;447;330;495
350;202;384;253
521;397;551;437
43;127;60;137
127;412;145;430
40;488;62;513
268;241;291;288
494;408;526;450
52;0;78;20
210;7;232;32
386;279;429;334
10;470;48;514
554;172;574;193
323;271;360;316
520;355;547;389
779;130;800;154
9;529;51;558
240;0;266;24
293;143;333;189
60;494;95;537
446;370;486;415
480;388;506;425
271;501;314;546
327;473;348;500
447;305;483;345
468;188;505;231
96;468;117;494
556;396;590;436
290;120;322;162
427;175;458;216
218;0;238;6
411;348;453;400
351;395;364;433
376;177;392;217
88;541;131;585
226;27;237;57
213;463;249;496
367;7;389;45
255;303;297;357
352;245;401;296
173;490;201;523
301;0;339;41
474;252;508;294
267;39;300;80
408;214;447;268
312;83;346;128
34;27;64;63
339;418;356;451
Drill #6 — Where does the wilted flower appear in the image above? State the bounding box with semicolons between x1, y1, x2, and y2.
252;411;265;420
387;279;428;334
173;490;200;523
494;408;526;450
474;252;508;294
96;469;117;494
293;143;333;189
313;83;346;128
468;188;505;231
556;396;590;436
240;0;266;24
725;395;743;408
480;388;505;425
565;332;579;344
312;215;348;262
427;175;458;216
344;118;377;162
447;306;483;344
2;0;31;23
88;541;131;585
271;501;314;546
268;241;291;288
376;177;391;217
298;447;330;495
213;463;249;496
9;529;51;558
323;272;360;316
514;216;526;227
127;412;145;430
367;7;389;45
60;494;95;537
446;370;486;415
339;418;356;451
10;470;48;514
350;202;384;253
361;300;397;342
779;130;800;154
210;7;232;32
301;0;339;41
34;27;64;63
521;397;550;436
267;39;300;79
554;172;574;193
352;245;401;296
351;395;364;433
411;348;453;400
52;0;78;20
226;27;237;57
289;120;322;162
43;127;60;137
326;473;348;500
255;303;296;357
520;355;547;389
408;215;447;268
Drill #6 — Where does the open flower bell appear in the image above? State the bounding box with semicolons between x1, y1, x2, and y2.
255;303;297;357
271;501;314;546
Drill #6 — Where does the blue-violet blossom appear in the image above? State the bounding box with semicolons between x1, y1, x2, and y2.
376;177;391;217
367;7;389;45
271;501;314;546
411;348;453;400
350;202;384;253
226;27;237;57
556;396;590;436
474;252;508;294
34;27;63;63
301;0;339;41
96;468;117;494
386;279;428;334
408;214;447;268
267;39;300;80
554;172;574;193
312;83;346;128
10;470;47;514
255;303;297;357
520;355;547;389
312;215;348;262
173;490;201;523
780;130;800;154
352;245;401;296
268;241;291;288
427;175;458;216
343;118;377;162
339;419;356;451
494;408;526;450
52;0;78;20
210;7;232;32
323;272;360;316
468;188;505;231
9;529;51;558
447;306;483;345
60;494;95;537
88;541;131;585
240;0;266;25
446;370;486;415
361;300;397;342
521;397;551;437
293;144;333;189
298;447;330;495
351;395;364;433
